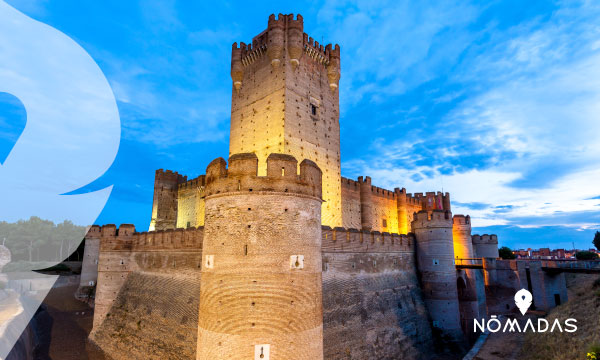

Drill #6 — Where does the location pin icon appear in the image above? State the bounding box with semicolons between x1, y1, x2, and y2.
514;288;533;315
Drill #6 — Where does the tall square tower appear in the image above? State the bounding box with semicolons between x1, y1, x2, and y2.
229;14;342;227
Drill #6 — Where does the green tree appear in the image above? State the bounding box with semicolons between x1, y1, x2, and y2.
499;246;516;259
575;251;599;260
593;231;600;251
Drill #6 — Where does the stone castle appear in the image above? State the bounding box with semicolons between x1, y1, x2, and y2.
79;14;569;359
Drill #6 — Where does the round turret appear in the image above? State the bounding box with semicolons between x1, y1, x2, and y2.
412;210;463;341
326;44;340;91
358;176;373;231
452;215;473;259
287;14;303;69
267;14;285;68
472;234;499;259
452;215;482;339
231;42;244;91
197;153;324;360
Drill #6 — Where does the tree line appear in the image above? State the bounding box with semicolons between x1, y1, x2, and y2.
0;216;86;263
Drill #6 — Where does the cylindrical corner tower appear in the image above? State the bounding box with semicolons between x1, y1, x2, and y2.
452;215;482;339
358;176;373;231
412;210;463;340
472;234;499;259
396;187;409;234
452;215;473;259
197;152;324;360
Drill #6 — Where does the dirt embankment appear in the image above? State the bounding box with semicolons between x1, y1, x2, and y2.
520;273;600;360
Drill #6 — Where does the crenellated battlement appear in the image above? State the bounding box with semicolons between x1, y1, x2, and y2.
230;13;341;91
341;176;360;189
411;209;453;229
155;169;187;184
354;176;397;199
178;175;206;190
204;152;322;199
472;234;498;245
396;188;422;206
321;226;414;253
453;214;471;226
96;224;204;252
86;225;102;238
406;191;451;211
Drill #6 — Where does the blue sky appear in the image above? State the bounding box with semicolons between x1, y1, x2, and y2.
1;0;599;250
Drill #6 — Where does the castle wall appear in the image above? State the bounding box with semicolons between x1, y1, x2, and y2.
367;183;399;234
321;227;434;359
542;272;568;309
91;225;203;333
91;272;201;360
176;176;206;228
197;153;324;360
483;260;568;316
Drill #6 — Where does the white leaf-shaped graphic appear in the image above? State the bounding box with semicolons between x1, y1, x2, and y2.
0;1;120;357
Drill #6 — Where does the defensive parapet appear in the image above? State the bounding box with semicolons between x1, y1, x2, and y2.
411;191;451;212
230;14;341;91
149;169;187;231
412;210;464;341
177;175;206;190
197;153;324;359
92;224;204;332
472;234;499;259
204;152;321;198
98;226;204;252
321;226;414;253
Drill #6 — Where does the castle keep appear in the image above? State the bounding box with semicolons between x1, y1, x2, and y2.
81;14;569;359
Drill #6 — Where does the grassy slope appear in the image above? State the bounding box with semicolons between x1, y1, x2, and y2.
521;273;600;360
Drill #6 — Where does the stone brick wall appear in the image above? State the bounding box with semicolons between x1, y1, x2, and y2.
341;177;361;229
229;14;342;227
176;176;206;228
321;227;434;359
197;153;324;360
91;225;203;332
91;272;200;360
472;234;499;259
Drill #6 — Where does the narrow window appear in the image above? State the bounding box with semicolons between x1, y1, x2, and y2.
281;167;285;176
382;219;387;228
311;104;317;116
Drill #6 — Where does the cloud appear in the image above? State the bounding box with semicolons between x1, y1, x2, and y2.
336;1;600;232
315;0;482;108
86;27;233;147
